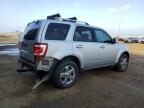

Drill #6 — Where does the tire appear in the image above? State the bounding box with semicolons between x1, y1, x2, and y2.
52;59;79;89
115;54;129;72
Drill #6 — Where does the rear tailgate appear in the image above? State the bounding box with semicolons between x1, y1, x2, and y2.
20;21;41;64
20;40;35;63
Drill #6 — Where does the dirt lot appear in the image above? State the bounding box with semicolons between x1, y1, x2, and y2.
0;43;144;108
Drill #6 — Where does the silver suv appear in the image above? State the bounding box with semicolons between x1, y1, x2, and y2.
18;14;129;89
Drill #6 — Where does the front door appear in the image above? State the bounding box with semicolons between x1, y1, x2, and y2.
94;29;119;66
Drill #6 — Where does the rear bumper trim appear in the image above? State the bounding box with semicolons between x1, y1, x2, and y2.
18;58;36;70
18;57;57;72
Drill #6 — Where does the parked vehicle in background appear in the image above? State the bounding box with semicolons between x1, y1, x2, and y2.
125;37;138;43
138;37;144;43
124;38;133;43
133;37;139;43
17;14;130;89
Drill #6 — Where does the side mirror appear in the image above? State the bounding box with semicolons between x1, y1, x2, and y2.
112;38;117;44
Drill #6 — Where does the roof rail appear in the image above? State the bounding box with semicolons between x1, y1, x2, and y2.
47;13;61;19
76;21;89;25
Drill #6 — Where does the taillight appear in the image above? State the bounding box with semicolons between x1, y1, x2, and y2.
34;43;48;57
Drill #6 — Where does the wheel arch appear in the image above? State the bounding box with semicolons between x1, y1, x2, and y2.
57;55;82;70
122;51;130;58
115;51;130;64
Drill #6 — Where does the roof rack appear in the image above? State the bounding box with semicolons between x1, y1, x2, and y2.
62;17;89;25
68;17;77;21
47;13;61;19
62;18;77;23
46;14;89;25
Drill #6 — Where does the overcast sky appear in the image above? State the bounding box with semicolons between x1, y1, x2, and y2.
0;0;144;36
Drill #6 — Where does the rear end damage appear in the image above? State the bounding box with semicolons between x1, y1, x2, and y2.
17;20;58;89
17;56;58;89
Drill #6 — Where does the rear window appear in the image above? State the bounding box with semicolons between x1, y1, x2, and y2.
23;21;40;40
45;23;70;40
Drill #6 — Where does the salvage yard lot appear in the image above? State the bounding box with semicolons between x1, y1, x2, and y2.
0;43;144;108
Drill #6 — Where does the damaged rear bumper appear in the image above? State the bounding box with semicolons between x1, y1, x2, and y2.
17;57;57;73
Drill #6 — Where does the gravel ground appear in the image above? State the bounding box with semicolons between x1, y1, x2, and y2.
0;43;144;108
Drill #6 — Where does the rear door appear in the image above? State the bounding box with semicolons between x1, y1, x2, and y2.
20;21;41;63
73;26;100;69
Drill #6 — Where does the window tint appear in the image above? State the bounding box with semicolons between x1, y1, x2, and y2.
45;23;70;40
95;29;112;43
73;26;94;42
23;22;40;40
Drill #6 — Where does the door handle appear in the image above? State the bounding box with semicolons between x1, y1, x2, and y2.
76;45;83;48
100;45;105;49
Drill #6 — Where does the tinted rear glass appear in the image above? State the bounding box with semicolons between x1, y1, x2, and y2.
23;21;40;40
45;23;70;40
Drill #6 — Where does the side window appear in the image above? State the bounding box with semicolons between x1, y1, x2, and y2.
73;26;94;42
95;29;112;43
45;23;70;40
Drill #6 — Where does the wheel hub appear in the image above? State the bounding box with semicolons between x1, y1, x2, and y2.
120;57;128;70
60;65;76;85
